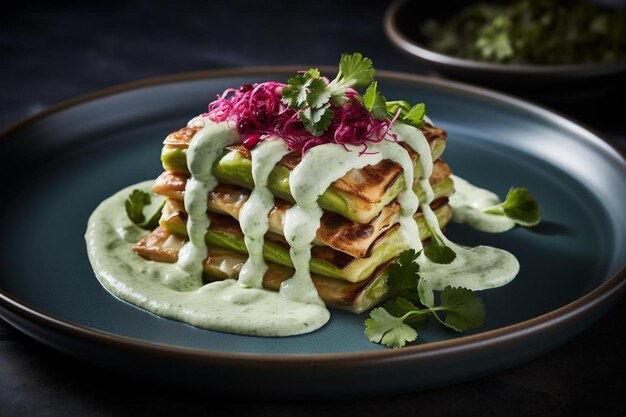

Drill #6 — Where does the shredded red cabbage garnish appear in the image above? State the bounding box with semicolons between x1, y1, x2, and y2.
204;81;395;154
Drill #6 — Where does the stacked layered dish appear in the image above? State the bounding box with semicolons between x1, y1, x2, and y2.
134;123;455;313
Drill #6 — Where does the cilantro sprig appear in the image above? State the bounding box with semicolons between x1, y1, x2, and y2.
329;52;376;103
125;189;164;230
282;53;376;136
365;249;485;348
282;53;431;136
483;187;541;227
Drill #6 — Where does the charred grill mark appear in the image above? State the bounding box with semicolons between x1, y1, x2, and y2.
332;260;392;306
430;160;451;184
422;124;447;143
206;212;243;236
431;197;449;211
157;184;451;259
310;245;355;269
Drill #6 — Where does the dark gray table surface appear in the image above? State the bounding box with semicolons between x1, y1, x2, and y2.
1;1;625;415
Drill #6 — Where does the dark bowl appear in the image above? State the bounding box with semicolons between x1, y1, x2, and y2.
384;0;626;107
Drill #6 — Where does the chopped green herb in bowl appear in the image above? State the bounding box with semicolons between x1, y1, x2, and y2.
421;0;626;65
384;0;626;106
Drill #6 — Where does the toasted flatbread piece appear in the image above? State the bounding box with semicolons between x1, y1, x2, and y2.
134;227;393;313
159;124;448;223
138;202;452;283
157;174;453;258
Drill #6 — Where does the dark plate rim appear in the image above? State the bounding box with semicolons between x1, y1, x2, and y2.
1;66;625;369
384;0;626;76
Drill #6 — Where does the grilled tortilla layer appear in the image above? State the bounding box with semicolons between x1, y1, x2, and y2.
155;154;452;228
160;124;447;224
138;203;452;283
134;228;391;313
157;175;454;258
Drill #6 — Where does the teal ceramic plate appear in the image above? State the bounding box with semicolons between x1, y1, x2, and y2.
1;69;625;397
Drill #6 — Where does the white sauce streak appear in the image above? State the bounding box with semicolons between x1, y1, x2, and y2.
391;125;520;292
390;123;432;252
449;175;515;233
165;117;239;290
238;138;290;288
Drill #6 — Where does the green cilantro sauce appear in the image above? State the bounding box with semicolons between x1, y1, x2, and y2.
449;175;516;233
86;118;520;337
86;181;329;336
238;138;291;288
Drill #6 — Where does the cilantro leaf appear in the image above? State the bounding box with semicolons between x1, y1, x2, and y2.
281;72;314;109
283;70;332;135
384;297;429;328
385;100;411;115
436;286;486;332
125;189;151;224
299;104;333;136
366;248;486;348
417;279;435;308
329;53;376;106
403;103;426;127
305;68;320;78
143;200;166;230
336;52;375;88
365;284;486;348
483;187;541;227
363;82;388;120
387;249;421;300
124;189;164;231
385;100;427;128
424;230;456;264
306;78;331;109
282;53;386;136
364;307;418;349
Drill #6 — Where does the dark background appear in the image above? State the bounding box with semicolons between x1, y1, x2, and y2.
1;1;625;415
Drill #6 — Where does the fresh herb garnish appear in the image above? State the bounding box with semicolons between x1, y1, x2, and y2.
125;189;164;230
281;68;327;109
421;0;626;65
385;100;427;129
365;249;485;348
363;85;428;127
436;286;486;332
329;52;376;103
483;187;541;227
282;53;376;136
221;53;431;151
365;307;418;349
362;81;388;120
387;249;422;299
423;224;456;264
